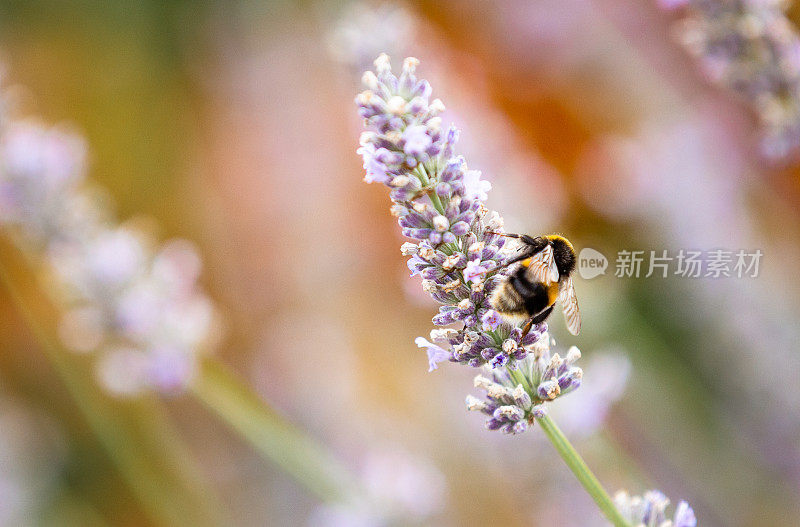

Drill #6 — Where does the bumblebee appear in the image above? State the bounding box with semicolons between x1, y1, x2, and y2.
488;233;581;336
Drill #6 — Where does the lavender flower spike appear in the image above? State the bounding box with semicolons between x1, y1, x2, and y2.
356;55;583;433
356;54;540;369
614;490;697;527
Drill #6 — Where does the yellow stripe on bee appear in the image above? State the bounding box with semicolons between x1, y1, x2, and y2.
520;257;532;267
547;282;559;306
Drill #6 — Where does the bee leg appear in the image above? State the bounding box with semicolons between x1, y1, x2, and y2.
521;305;555;337
521;317;535;338
488;248;536;274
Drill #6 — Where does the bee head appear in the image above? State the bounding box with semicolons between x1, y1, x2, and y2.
545;235;576;277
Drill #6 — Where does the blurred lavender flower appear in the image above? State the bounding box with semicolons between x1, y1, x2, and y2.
308;449;446;527
0;101;218;396
550;350;631;439
327;3;414;73
662;0;800;160
614;490;696;527
356;54;582;433
466;336;583;434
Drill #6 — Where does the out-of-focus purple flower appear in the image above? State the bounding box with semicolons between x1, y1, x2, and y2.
326;3;414;73
663;0;800;161
550;350;631;438
0;82;218;397
308;449;446;527
614;490;696;527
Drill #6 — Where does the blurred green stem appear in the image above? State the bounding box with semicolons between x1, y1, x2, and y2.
191;359;360;504
0;258;224;527
538;415;631;527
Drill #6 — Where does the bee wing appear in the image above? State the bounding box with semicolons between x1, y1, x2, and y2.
558;276;581;336
527;244;560;284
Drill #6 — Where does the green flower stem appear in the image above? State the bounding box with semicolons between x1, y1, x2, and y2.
0;257;226;527
1;241;362;510
538;414;631;527
414;164;445;214
191;358;361;504
506;366;534;396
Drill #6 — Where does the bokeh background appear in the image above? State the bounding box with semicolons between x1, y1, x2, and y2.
0;0;799;525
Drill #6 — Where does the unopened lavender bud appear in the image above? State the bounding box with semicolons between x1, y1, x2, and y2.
431;214;449;232
558;367;583;393
465;394;488;412
435;182;451;197
355;90;374;107
420;267;442;280
544;353;563;380
537;379;561;401
457;298;474;313
486;384;511;402
481;347;498;361
390;175;410;188
429;98;445;114
461;331;479;347
432;312;453;326
361;70;379;89
386;95;407;115
417;245;435;262
450;221;470;236
531;405;547;419
467;241;484;258
400;242;418;256
474;375;494;391
359;130;377;144
494;405;524;422
402;56;419;72
513;384;532;409
566;345;581;364
422;280;438;294
502;339;518;354
441;279;461;292
408;97;427;114
486;418;503;431
510;420;528;434
390;205;406;217
441;254;457;271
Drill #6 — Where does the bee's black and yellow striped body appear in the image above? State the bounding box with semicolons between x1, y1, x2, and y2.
490;234;577;329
